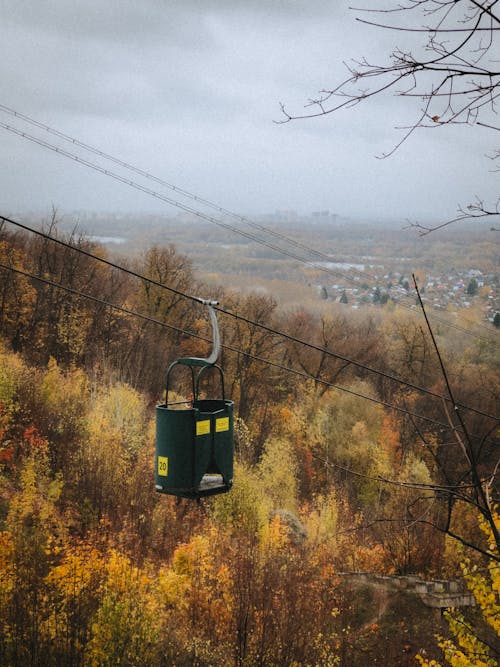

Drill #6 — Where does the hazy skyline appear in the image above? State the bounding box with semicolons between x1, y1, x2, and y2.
1;1;498;226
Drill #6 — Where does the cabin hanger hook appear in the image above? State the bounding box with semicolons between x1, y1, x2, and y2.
192;298;220;366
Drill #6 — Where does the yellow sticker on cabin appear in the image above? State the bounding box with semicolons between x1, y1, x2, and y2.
196;420;211;436
157;456;168;477
216;417;230;432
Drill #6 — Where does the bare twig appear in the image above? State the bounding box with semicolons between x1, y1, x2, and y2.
279;0;499;235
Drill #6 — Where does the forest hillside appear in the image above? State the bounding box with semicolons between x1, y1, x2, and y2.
0;221;498;666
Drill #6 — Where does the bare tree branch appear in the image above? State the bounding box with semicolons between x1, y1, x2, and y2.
405;197;500;234
280;0;499;235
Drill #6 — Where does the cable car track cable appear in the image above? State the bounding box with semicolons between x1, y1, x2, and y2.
0;120;362;284
2;102;496;336
0;103;370;282
1;259;494;438
0;112;497;344
5;261;498;557
1;213;498;423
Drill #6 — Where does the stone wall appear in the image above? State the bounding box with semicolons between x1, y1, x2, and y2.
339;572;475;609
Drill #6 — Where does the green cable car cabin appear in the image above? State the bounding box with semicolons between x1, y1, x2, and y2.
155;299;234;499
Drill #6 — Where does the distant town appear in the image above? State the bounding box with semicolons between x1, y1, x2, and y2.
318;267;499;325
19;208;500;326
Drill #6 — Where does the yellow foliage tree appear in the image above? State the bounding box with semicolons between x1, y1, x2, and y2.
0;241;36;349
163;529;235;664
417;512;500;667
74;380;150;527
43;543;107;664
0;448;66;665
258;436;298;512
87;550;163;667
37;356;88;470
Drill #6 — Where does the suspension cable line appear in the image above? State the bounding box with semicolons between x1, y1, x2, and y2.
0;119;360;283
1;213;498;423
1;259;492;436
4;259;499;550
0;111;497;345
0;103;367;281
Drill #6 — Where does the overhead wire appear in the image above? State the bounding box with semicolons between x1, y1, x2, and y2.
0;107;497;345
3;263;496;559
1;107;497;549
1;258;498;536
0;258;491;437
0;103;368;282
1;213;498;423
311;452;482;495
0;119;361;284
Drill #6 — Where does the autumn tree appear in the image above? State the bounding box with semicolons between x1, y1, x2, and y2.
417;512;500;667
0;233;36;352
43;543;107;666
0;215;132;371
222;292;285;447
0;439;66;665
73;380;153;532
22;216;117;366
282;309;386;397
122;244;201;394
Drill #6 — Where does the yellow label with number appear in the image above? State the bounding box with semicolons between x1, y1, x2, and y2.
216;417;230;432
196;420;211;436
157;456;168;477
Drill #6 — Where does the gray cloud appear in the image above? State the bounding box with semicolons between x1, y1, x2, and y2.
4;1;211;47
0;1;497;222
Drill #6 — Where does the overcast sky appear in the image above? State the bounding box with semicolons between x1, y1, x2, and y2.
0;0;498;224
